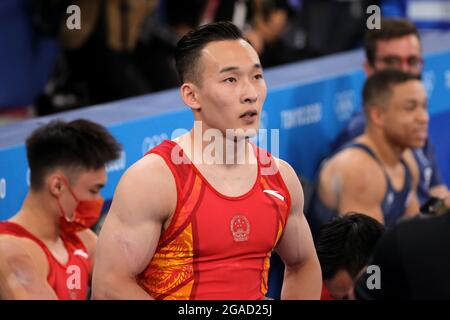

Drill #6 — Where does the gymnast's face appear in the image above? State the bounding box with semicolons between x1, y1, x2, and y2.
184;39;267;140
50;168;107;221
381;80;429;149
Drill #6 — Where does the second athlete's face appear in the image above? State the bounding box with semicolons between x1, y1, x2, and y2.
381;80;429;149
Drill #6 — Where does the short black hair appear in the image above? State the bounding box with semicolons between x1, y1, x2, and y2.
315;213;385;280
175;21;247;84
26;119;121;190
364;18;420;66
363;69;421;114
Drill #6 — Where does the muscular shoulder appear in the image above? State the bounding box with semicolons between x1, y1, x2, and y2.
0;234;58;299
0;234;48;279
276;158;300;188
111;153;177;224
328;147;381;172
319;148;386;203
274;158;304;212
126;152;175;181
323;148;384;184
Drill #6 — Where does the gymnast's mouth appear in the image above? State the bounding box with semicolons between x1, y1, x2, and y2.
239;109;258;118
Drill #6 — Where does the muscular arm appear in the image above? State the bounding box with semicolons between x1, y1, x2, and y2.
404;191;420;217
275;160;322;300
0;239;57;300
336;160;385;224
92;154;176;300
422;142;449;199
403;150;422;217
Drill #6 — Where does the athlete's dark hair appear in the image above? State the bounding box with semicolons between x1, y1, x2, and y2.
26;119;121;190
315;213;385;279
175;21;248;84
364;18;420;66
363;69;421;114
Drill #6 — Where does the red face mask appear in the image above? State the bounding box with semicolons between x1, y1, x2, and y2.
56;178;104;233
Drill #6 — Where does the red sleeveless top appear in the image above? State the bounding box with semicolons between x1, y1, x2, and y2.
0;221;91;300
137;140;291;300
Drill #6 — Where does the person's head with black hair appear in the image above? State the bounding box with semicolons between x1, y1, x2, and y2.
175;21;249;85
27;119;121;190
175;21;266;140
362;69;427;150
0;119;121;300
315;213;385;299
364;18;422;76
23;119;121;232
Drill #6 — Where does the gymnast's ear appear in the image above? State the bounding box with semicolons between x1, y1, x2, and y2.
180;82;201;112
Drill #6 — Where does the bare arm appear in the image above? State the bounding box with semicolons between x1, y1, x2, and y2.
92;154;176;300
403;151;422;217
404;191;421;217
275;160;322;300
337;161;385;224
0;239;57;300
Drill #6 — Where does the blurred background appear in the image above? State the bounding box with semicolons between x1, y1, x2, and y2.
1;0;449;124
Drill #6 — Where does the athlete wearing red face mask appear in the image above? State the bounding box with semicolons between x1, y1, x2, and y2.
56;177;104;233
0;172;105;301
0;119;121;300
